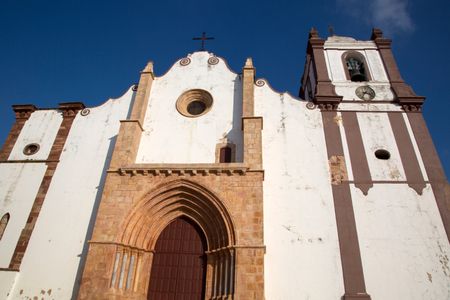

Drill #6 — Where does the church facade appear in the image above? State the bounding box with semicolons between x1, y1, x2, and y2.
0;28;449;300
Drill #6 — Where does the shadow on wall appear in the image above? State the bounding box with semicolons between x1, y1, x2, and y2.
223;74;243;162
70;91;136;300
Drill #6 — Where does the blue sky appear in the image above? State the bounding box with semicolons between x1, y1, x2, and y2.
0;0;449;177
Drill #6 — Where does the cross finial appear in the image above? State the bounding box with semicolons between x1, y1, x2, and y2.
193;32;214;51
328;25;335;36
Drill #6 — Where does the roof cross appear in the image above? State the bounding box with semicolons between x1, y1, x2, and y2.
193;32;214;51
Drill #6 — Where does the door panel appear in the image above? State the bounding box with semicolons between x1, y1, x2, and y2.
148;217;206;300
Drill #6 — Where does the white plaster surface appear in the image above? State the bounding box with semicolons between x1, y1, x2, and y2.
4;88;133;299
255;85;344;299
352;184;450;300
8;110;63;161
0;271;18;299
136;52;243;164
324;46;394;102
403;113;429;181
338;102;403;112
357;112;406;181
0;163;47;267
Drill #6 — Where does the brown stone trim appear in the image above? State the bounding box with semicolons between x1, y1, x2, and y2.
307;28;343;106
0;160;60;164
347;180;430;184
371;28;425;107
8;103;82;269
339;110;411;114
0;267;19;272
342;112;373;195
130;61;154;124
322;110;370;299
242;58;255;117
407;113;450;240
340;100;396;104
0;105;37;161
388;113;426;194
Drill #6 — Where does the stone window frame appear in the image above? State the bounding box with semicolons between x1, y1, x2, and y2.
341;51;372;82
215;142;236;163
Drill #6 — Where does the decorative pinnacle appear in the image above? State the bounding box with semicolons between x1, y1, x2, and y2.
244;58;254;68
309;27;319;38
142;61;154;73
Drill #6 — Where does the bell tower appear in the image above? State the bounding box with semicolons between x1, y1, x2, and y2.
299;28;449;300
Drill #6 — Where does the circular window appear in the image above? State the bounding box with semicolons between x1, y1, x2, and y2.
176;89;213;118
375;149;390;160
23;143;40;156
187;100;207;115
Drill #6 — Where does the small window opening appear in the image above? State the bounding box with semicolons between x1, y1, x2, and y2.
220;147;232;163
23;143;40;156
375;149;391;160
0;213;10;240
187;100;207;115
346;57;367;82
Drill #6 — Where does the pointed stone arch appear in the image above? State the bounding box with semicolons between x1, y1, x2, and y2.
111;179;237;298
118;179;236;251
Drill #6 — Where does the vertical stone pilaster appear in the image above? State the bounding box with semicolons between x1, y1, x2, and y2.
109;62;154;169
307;28;343;106
242;58;255;117
241;58;263;170
371;28;424;107
242;117;263;170
0;104;36;161
130;61;154;124
322;110;371;300
233;247;265;300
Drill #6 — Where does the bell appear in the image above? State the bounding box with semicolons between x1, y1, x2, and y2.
347;58;367;82
349;69;366;82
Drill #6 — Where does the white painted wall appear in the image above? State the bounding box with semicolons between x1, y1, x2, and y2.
4;88;133;300
136;52;243;164
0;164;47;267
357;112;406;181
8;110;63;161
323;37;394;102
351;184;450;300
255;83;345;299
0;271;18;299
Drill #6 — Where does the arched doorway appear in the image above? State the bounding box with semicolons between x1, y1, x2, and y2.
148;217;207;300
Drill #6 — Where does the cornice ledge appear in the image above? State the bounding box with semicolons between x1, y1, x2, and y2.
109;163;250;176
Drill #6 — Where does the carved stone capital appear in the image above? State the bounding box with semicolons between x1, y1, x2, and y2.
401;104;422;112
12;104;37;120
58;102;85;118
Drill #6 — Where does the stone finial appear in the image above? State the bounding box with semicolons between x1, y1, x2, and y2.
142;61;154;73
244;58;254;69
371;28;383;40
309;27;319;39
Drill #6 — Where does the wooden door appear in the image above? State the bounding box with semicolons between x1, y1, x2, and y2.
148;217;206;300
